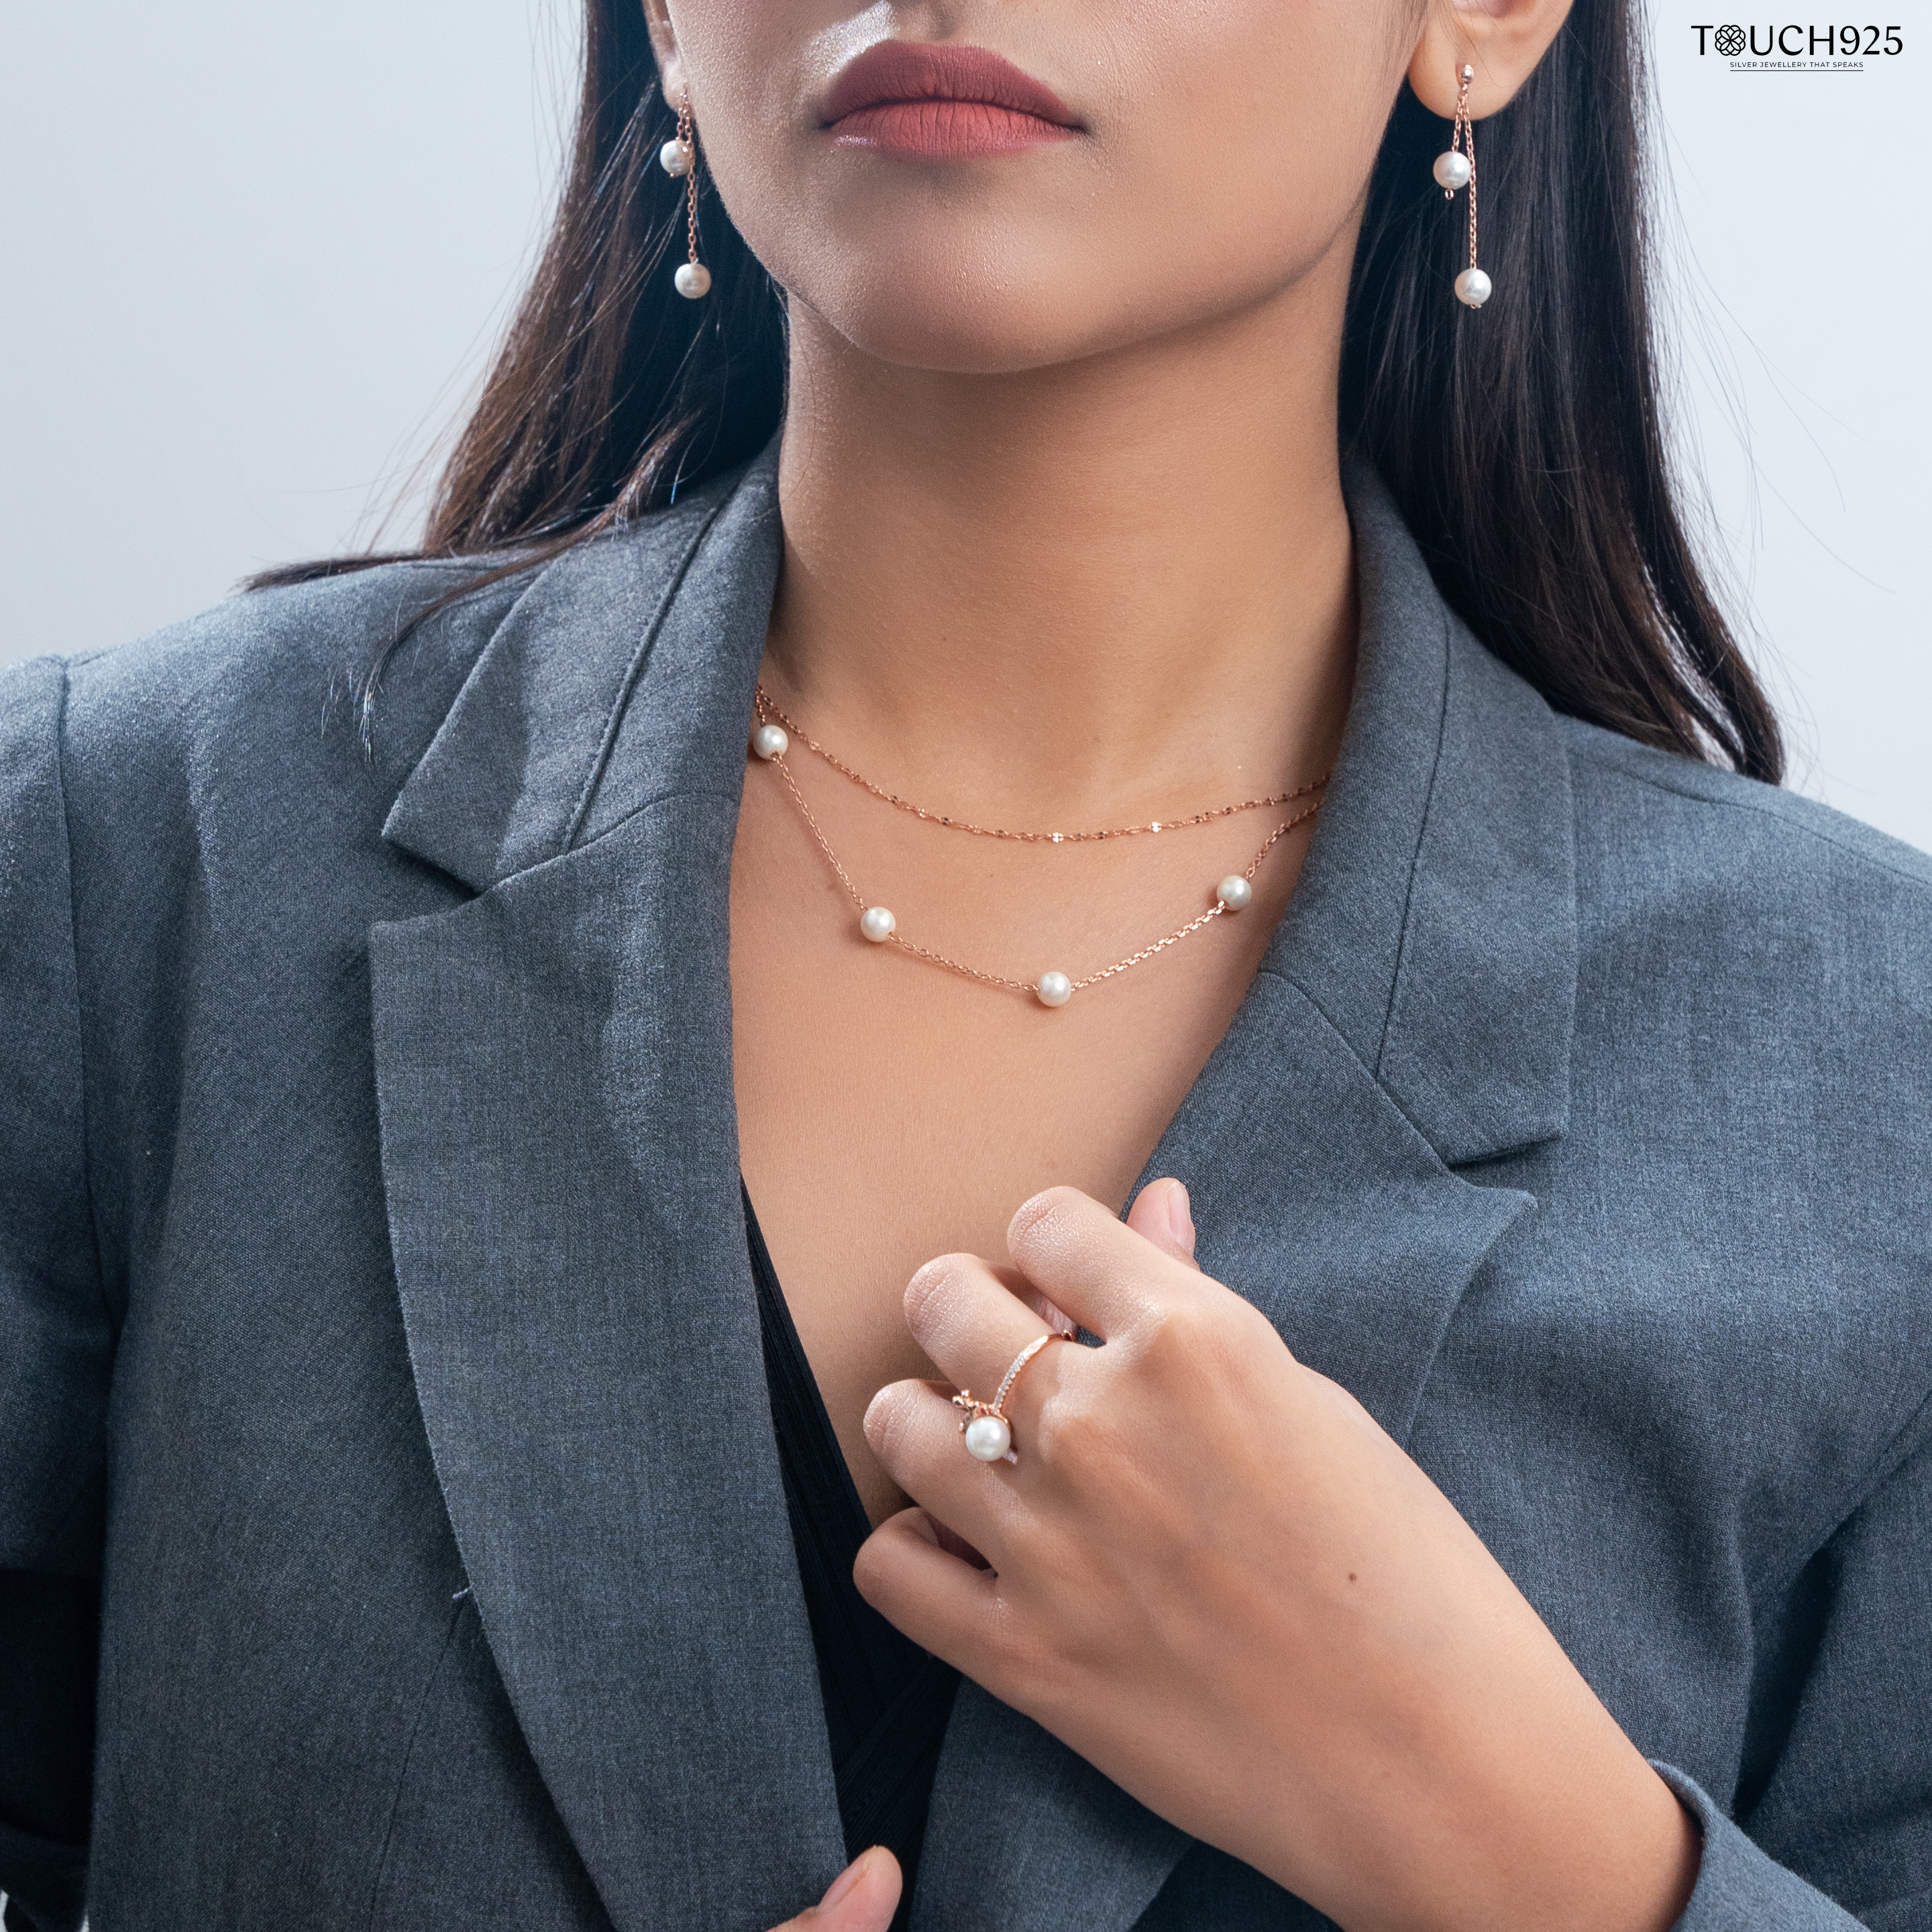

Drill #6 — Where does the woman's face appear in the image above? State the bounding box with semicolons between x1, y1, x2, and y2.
654;0;1425;375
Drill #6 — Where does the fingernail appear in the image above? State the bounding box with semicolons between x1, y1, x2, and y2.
1166;1179;1195;1252
822;1850;871;1908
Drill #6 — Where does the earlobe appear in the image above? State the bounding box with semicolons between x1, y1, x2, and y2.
1406;0;1576;118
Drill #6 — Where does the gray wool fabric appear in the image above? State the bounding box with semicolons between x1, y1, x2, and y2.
1;447;1929;1932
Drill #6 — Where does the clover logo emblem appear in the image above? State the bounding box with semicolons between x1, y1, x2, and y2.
1713;24;1747;55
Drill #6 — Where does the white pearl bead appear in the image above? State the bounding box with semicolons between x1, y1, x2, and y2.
1035;971;1073;1008
1216;874;1254;911
1454;267;1493;309
964;1414;1012;1461
1432;150;1472;192
659;138;694;178
674;261;712;300
859;906;896;943
750;722;788;760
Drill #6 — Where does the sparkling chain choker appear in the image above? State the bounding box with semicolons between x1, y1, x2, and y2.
749;686;1329;1009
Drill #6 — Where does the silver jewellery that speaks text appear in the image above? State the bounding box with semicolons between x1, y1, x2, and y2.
953;1332;1071;1462
1433;64;1491;309
749;687;1329;1009
659;87;712;299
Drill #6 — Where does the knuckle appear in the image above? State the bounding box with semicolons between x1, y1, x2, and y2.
982;1591;1052;1690
902;1252;973;1332
1032;1382;1113;1465
849;1527;896;1607
1006;1185;1083;1260
1136;1295;1212;1364
862;1382;913;1462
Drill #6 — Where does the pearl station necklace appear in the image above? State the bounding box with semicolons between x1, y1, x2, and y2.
749;687;1329;1008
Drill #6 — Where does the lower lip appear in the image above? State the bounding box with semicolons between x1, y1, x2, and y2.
828;101;1079;160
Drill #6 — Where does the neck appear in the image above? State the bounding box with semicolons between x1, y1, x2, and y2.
767;264;1358;822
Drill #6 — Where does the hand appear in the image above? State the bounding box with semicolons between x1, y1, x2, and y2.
767;1847;900;1932
856;1183;1699;1932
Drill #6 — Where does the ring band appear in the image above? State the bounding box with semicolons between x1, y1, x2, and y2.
952;1332;1071;1463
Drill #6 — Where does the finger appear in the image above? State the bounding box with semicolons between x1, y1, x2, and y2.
770;1845;903;1931
902;1250;1054;1409
1125;1177;1201;1271
1016;1281;1081;1338
1005;1185;1201;1338
865;1378;1030;1551
853;1505;1002;1668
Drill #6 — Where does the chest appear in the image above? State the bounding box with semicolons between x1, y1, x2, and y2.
727;763;1317;1523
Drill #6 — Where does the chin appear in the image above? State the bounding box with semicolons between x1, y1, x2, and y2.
806;288;1115;378
773;233;1289;380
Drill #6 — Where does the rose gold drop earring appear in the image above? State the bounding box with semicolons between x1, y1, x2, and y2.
659;86;712;299
1432;64;1491;309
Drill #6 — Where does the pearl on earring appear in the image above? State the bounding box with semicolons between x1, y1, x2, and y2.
674;262;713;299
1454;267;1493;308
658;138;694;178
1432;150;1472;192
751;722;789;759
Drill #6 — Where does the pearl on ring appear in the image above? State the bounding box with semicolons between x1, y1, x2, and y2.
659;138;694;177
1035;971;1073;1008
963;1414;1012;1461
1216;874;1254;911
1454;267;1493;309
751;722;788;760
859;906;896;943
1432;150;1472;192
674;262;712;300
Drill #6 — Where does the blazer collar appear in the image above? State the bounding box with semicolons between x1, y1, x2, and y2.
372;443;1577;1932
1272;461;1576;1164
382;449;782;890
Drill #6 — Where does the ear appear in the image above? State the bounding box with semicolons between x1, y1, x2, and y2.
641;0;688;104
1407;0;1576;118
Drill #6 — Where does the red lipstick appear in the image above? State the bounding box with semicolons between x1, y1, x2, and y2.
822;43;1082;160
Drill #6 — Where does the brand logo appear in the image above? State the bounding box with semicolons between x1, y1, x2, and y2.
1691;22;1904;61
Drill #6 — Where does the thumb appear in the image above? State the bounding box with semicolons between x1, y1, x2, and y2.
1126;1177;1200;1270
773;1847;902;1931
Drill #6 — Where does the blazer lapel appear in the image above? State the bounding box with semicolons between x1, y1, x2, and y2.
912;468;1578;1931
370;453;849;1931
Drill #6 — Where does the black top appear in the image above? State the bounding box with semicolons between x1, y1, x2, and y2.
745;1191;961;1928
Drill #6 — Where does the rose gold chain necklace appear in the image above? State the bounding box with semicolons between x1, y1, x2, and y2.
753;688;1327;842
748;688;1329;1009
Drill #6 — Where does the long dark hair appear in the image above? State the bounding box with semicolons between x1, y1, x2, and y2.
258;0;1781;782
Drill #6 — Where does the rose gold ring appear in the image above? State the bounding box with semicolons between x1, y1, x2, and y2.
951;1332;1069;1464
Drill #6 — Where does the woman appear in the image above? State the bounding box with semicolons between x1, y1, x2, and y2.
2;0;1927;1926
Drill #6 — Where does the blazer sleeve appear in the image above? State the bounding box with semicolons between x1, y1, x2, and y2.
1;657;114;1932
1656;1418;1932;1931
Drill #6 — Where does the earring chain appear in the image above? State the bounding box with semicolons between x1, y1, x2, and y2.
678;88;702;266
1450;65;1479;272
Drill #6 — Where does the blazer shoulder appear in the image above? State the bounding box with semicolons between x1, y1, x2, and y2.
1561;714;1932;893
46;557;527;761
0;559;543;910
31;456;767;793
1559;714;1932;1014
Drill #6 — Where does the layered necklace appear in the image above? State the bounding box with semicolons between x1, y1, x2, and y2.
749;686;1329;1008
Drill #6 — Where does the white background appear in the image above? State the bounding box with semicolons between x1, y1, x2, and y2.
2;3;1925;852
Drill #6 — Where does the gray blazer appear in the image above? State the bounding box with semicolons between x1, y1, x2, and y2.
2;449;1929;1932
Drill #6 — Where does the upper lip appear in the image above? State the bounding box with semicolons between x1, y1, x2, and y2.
821;42;1079;129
